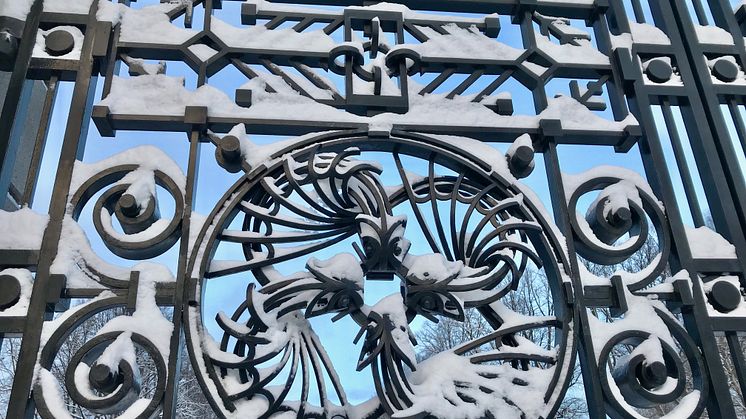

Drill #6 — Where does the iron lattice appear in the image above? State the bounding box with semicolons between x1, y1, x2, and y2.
0;0;745;418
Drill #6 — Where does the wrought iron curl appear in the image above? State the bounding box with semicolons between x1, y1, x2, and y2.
596;307;707;419
565;170;670;290
33;294;169;419
68;153;186;261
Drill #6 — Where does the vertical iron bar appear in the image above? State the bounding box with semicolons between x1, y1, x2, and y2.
161;129;201;418
726;98;746;160
630;0;646;24
5;2;100;417
0;0;42;207
518;9;605;418
21;76;58;207
690;0;709;25
659;97;706;227
726;332;746;409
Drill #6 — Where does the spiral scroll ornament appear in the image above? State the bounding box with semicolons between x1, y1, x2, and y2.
33;280;171;419
68;146;186;260
594;302;707;418
565;168;670;290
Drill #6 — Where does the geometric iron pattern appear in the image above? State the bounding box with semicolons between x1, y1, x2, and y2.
0;0;745;418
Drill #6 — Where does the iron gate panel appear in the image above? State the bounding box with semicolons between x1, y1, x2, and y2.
0;0;745;418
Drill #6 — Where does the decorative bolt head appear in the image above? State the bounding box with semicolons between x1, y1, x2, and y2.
639;360;667;390
709;280;742;313
89;363;120;393
0;274;21;311
610;206;632;226
646;59;673;83
421;295;436;310
219;135;242;162
118;193;140;218
712;58;740;83
45;30;75;57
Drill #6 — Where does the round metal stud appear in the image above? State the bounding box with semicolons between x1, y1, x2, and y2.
712;58;740;83
215;135;243;173
117;193;140;218
638;360;667;390
708;280;741;313
219;135;241;161
610;206;632;227
508;144;535;179
646;59;673;83
89;363;121;393
45;30;75;56
0;274;21;310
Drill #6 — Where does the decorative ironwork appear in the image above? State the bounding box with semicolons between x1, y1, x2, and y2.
0;0;745;418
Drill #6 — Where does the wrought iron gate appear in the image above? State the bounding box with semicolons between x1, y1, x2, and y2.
1;0;746;417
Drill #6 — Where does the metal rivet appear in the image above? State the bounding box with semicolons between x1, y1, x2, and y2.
638;361;667;390
45;30;75;57
712;58;740;83
89;363;120;393
0;274;21;310
646;59;673;83
118;193;140;218
709;281;741;313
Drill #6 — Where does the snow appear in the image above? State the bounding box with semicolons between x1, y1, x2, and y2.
0;0;33;20
119;4;196;45
629;22;670;45
307;252;364;282
70;145;186;195
701;275;746;317
96;0;127;24
98;73;635;135
40;290;117;347
211;17;336;53
663;391;701;418
221;124;322;168
369;294;417;367
507;133;533;156
37;369;75;419
96;331;137;369
403;253;462;282
535;35;609;66
97;265;175;362
369;84;636;133
101;212;171;243
685;226;737;259
390;24;523;62
50;216;124;288
0;207;49;249
586;290;675;362
399;350;553;418
695;25;734;45
0;268;33;316
44;0;93;15
562;166;661;208
612;23;672;49
99;74;359;123
591;180;641;220
188;211;207;253
188;44;218;62
32;25;84;60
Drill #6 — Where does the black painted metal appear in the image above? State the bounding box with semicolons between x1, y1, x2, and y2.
0;0;745;418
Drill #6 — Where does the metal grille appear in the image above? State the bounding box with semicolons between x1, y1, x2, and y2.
0;0;745;418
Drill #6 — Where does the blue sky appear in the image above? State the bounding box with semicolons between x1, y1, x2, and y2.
24;0;746;410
